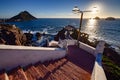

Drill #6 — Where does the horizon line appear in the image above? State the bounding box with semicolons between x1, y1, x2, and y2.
1;17;120;19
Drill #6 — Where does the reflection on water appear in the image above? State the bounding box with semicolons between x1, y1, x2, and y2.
84;18;98;41
88;18;96;28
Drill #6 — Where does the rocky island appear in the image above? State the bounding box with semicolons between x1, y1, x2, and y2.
7;11;37;22
94;16;100;20
105;17;116;20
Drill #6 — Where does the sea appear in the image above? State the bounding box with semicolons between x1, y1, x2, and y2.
6;18;120;53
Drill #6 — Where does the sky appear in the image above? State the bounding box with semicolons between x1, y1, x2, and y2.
0;0;120;18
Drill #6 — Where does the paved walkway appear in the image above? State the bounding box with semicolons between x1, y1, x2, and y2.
67;45;95;74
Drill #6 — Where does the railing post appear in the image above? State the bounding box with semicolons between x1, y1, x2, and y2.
94;41;105;57
95;41;105;65
91;41;107;80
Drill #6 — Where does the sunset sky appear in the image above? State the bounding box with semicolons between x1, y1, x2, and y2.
0;0;120;18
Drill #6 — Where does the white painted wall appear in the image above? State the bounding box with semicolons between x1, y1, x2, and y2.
91;62;107;80
49;40;96;56
58;39;96;56
0;45;66;70
79;41;96;56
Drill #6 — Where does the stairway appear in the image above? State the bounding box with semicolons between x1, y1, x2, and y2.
0;58;90;80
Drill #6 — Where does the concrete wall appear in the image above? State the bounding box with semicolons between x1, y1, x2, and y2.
0;45;66;70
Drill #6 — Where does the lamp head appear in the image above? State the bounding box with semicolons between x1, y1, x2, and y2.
72;6;81;14
92;7;98;13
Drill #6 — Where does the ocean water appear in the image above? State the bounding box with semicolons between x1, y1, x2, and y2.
7;18;120;53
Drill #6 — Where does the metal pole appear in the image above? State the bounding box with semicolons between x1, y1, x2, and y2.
77;12;83;46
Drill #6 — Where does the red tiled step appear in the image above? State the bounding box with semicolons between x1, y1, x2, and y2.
45;58;71;80
0;57;92;80
52;59;77;80
45;73;57;80
35;63;50;78
8;67;27;80
66;61;91;80
62;63;83;79
59;66;80;80
45;63;56;72
55;59;91;80
24;65;42;80
0;71;9;80
35;63;59;80
52;58;67;68
52;69;70;80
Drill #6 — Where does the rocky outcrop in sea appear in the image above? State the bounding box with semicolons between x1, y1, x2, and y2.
0;24;26;45
105;17;116;20
0;24;47;46
54;25;97;47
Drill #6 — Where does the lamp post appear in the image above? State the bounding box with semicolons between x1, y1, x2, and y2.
72;6;94;46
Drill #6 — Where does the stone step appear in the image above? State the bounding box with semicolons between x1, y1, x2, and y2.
0;70;9;80
24;65;42;80
8;66;27;80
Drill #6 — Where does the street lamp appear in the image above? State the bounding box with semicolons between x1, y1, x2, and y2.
72;6;97;46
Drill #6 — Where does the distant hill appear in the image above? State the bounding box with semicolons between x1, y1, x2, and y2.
7;11;37;22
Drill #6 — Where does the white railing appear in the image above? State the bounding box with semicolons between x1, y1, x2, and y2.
0;45;66;70
91;41;107;80
79;41;96;56
61;39;96;55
